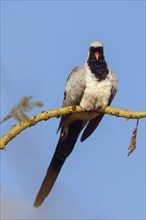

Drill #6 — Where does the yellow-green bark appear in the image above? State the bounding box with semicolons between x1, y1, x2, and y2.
0;106;146;150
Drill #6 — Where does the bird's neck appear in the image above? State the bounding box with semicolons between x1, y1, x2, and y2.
87;58;109;81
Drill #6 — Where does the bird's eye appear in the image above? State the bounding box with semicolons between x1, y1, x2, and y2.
94;51;99;60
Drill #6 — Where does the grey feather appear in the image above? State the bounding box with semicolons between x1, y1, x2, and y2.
57;66;86;132
63;66;86;107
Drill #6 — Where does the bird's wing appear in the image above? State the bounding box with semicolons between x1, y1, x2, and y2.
57;66;86;132
81;114;104;142
63;66;86;106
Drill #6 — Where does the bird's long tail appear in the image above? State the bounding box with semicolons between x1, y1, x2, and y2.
34;120;84;207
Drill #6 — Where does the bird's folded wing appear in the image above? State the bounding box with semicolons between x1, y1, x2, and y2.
81;114;104;142
57;66;86;132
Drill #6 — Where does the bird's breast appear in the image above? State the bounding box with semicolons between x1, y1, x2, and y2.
80;69;115;110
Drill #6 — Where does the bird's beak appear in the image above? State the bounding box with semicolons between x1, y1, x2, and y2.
94;52;99;60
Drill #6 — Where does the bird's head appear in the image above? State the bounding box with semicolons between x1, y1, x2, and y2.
86;41;108;80
87;41;104;63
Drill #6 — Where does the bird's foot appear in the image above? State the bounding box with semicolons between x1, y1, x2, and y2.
95;106;105;114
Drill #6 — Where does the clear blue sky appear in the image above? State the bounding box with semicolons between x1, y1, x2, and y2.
1;1;145;219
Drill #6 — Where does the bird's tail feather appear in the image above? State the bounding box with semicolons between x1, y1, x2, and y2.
34;120;83;207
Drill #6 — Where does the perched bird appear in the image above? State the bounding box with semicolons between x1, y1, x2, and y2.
34;41;118;207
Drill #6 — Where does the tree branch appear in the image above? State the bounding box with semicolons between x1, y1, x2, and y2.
0;106;146;150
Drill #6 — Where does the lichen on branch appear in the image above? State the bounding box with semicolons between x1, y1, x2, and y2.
0;106;146;150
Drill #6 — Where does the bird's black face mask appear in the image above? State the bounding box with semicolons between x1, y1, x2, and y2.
87;46;109;80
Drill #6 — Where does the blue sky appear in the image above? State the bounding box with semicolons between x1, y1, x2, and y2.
1;1;145;219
